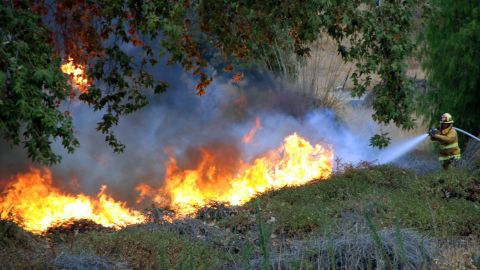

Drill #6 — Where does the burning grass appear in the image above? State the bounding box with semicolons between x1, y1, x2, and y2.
137;132;334;216
1;133;333;235
2;165;480;269
0;168;146;234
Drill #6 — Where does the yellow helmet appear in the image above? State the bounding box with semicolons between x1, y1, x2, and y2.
440;113;454;124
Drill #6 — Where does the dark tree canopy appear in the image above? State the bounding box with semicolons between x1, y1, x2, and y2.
421;0;480;137
0;0;425;164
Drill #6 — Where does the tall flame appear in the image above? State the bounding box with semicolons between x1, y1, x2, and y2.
0;168;145;233
138;133;334;215
61;57;90;93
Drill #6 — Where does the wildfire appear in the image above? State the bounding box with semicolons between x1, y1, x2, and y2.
243;117;262;144
1;133;333;232
0;168;145;233
138;133;334;215
61;57;90;93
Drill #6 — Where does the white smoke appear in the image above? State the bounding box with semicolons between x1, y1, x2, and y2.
1;63;429;205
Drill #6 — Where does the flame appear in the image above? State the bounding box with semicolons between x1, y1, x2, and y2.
139;133;333;215
232;72;244;82
0;168;145;233
61;57;90;93
243;117;262;144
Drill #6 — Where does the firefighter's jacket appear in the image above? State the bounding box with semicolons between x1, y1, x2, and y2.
431;126;461;161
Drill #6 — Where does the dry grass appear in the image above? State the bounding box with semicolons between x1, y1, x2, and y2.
53;254;114;270
0;218;51;269
290;34;426;112
294;36;353;112
288;35;434;161
1;166;479;269
268;229;433;269
461;140;480;170
433;238;480;270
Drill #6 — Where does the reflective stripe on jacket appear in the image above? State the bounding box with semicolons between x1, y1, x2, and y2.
431;126;461;161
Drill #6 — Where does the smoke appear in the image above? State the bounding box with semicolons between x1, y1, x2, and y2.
0;61;389;206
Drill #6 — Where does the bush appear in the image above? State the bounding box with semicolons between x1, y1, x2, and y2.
427;168;480;202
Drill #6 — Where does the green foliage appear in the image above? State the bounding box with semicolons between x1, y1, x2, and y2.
0;2;78;164
427;168;480;203
197;0;424;147
421;0;480;137
370;133;392;149
74;226;226;269
254;202;272;270
334;1;420;133
218;165;480;238
1;0;427;162
365;213;393;269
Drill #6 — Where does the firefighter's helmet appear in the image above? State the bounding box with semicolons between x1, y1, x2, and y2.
440;113;454;124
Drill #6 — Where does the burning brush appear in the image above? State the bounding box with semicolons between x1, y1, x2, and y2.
0;168;145;234
0;133;334;234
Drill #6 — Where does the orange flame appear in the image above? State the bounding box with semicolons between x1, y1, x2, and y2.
61;57;90;93
232;72;244;82
243;117;262;144
0;168;145;233
139;133;334;215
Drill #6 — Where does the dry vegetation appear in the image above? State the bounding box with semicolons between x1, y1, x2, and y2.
294;36;353;111
2;34;479;270
286;34;434;159
1;165;479;269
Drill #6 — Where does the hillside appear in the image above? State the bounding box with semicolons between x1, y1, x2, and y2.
2;165;479;269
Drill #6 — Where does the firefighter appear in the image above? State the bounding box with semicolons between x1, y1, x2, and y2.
429;113;461;170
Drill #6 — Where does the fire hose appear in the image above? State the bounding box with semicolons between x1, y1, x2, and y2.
428;127;480;143
454;127;480;143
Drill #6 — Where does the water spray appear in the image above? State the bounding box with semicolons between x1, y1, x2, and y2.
454;127;480;143
372;126;480;165
377;133;429;164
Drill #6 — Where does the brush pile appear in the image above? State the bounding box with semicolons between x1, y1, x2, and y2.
45;219;114;235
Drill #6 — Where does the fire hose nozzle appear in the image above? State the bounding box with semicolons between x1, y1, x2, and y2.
428;128;438;136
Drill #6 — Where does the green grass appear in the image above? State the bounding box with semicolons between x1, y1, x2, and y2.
70;226;229;269
3;165;479;268
219;165;480;238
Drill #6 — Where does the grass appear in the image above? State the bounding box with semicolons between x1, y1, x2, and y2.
0;219;51;269
218;165;480;239
2;165;480;269
67;225;230;269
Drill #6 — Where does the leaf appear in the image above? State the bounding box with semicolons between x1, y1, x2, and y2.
154;81;170;94
370;133;392;149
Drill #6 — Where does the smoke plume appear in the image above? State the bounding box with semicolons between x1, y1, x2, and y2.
0;63;384;207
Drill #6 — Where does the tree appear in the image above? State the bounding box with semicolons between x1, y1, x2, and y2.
0;0;425;164
0;2;78;164
421;0;480;137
